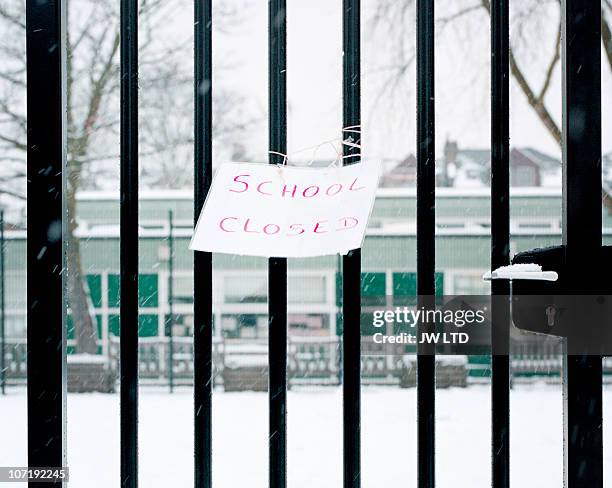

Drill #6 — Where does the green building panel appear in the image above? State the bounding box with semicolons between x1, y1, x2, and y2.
108;273;158;308
86;274;102;308
336;272;446;335
335;271;387;307
108;313;159;337
392;272;444;296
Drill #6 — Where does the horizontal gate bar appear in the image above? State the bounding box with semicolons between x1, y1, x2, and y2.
343;1;361;487
268;1;288;487
416;0;435;486
120;0;139;487
26;0;67;486
490;0;510;487
562;0;603;486
194;0;213;487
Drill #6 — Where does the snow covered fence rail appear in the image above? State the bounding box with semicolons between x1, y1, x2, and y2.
104;336;404;388
101;336;612;388
5;336;612;389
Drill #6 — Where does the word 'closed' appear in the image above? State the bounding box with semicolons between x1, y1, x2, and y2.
190;162;379;257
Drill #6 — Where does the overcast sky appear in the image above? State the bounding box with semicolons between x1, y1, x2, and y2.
155;0;612;166
169;0;612;163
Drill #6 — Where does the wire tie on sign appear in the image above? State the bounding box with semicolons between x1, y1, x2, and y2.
267;125;362;169
269;150;288;167
340;125;362;166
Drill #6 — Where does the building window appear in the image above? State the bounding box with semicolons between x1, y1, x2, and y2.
164;313;194;337
453;274;490;295
221;313;268;338
288;276;327;304
171;275;194;304
5;315;26;338
224;275;267;304
288;313;329;335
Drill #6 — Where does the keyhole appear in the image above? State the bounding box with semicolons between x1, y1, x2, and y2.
546;306;556;327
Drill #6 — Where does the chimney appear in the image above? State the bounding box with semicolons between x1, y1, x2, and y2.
442;138;458;187
444;138;458;165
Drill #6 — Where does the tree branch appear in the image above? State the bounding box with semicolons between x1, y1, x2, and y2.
0;69;25;88
538;19;561;102
603;11;612;71
0;99;25;130
0;157;25;165
0;132;26;151
437;4;482;29
0;186;25;200
480;0;561;146
0;4;25;29
69;29;120;174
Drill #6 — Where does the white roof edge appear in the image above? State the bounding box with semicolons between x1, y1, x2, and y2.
376;187;562;197
4;227;612;239
76;186;564;201
76;189;195;201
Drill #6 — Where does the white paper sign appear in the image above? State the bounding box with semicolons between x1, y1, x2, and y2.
189;162;379;257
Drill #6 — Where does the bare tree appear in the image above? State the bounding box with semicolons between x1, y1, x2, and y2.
139;70;253;188
0;0;249;352
370;0;612;150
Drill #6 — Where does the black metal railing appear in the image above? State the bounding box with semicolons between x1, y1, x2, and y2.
416;1;436;487
119;0;140;486
490;1;511;487
24;1;604;487
268;2;288;488
342;2;361;488
26;2;66;486
194;1;214;487
561;2;603;485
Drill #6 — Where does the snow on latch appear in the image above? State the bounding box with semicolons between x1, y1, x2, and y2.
482;263;558;282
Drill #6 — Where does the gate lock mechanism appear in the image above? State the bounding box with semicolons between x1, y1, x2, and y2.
483;245;612;355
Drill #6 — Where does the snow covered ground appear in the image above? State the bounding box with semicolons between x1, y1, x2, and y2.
2;385;612;487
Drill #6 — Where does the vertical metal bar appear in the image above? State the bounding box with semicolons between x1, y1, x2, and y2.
336;254;343;386
0;210;5;395
194;0;213;485
342;1;361;487
268;1;287;487
561;1;602;486
490;0;510;487
416;0;435;487
26;0;67;485
120;0;139;486
168;210;174;394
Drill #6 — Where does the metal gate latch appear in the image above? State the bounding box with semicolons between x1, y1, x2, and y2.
485;245;612;355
